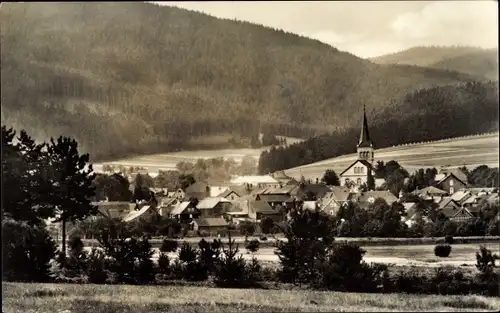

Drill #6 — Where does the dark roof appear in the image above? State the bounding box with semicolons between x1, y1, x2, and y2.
340;159;373;176
256;194;291;203
436;172;467;187
351;191;398;204
217;188;242;198
249;200;277;214
196;217;228;227
357;104;373;148
438;197;460;209
329;186;352;202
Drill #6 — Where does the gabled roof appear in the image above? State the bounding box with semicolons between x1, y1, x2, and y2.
171;201;198;215
435;171;467;187
123;205;155;222
256;194;291;203
450;190;471;202
209;186;229;197
442;207;474;219
230;175;278;185
91;201;135;219
195;217;228;227
438;197;460;209
340;159;373;176
196;197;230;210
261;185;296;195
217;188;242;198
248;200;277;214
351;190;398;205
329;186;351;202
412;186;448;196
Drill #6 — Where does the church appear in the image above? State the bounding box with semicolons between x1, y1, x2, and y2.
339;105;383;191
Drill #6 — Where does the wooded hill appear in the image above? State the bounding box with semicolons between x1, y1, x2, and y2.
370;46;498;81
0;2;488;161
259;81;499;174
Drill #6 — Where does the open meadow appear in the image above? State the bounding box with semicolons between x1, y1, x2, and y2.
4;282;500;312
93;136;305;173
285;133;499;180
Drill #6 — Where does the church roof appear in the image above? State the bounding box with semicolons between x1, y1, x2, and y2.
357;104;373;148
339;159;373;176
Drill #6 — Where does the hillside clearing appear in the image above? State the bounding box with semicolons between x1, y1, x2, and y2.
284;133;499;180
4;282;500;312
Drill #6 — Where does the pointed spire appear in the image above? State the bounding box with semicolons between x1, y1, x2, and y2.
358;104;373;148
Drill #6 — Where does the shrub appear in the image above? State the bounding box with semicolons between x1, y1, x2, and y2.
434;244;452;257
245;239;260;253
260;217;275;234
275;205;336;284
98;230;155;285
475;245;499;273
259;236;268;241
214;233;260;288
316;242;389;292
85;248;109;284
157;252;170;275
2;219;57;282
239;221;256;238
178;242;197;263
444;235;454;244
197;239;222;274
160;239;178;253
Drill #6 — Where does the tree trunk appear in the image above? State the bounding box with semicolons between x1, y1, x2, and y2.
61;219;67;256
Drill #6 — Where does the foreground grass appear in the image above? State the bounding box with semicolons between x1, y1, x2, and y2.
3;282;500;312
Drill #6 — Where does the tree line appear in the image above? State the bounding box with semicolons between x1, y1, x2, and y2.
258;81;499;174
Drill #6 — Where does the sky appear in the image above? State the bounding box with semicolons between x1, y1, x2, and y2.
152;1;498;58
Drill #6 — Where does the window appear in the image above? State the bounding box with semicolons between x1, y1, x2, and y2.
449;179;454;186
450;187;454;194
357;178;362;185
360;167;364;173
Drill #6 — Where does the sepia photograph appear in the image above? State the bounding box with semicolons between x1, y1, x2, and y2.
1;1;499;312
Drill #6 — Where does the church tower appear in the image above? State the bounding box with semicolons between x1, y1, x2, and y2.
357;104;374;164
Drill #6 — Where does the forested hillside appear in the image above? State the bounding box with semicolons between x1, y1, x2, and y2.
259;81;499;174
370;46;498;81
0;3;485;161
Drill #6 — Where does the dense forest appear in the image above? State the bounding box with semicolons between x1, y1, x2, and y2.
0;2;486;162
258;81;499;174
371;46;498;81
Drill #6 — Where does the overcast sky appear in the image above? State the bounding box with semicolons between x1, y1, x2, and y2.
153;1;498;58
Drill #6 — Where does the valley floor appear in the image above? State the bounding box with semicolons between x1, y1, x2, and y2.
3;282;500;312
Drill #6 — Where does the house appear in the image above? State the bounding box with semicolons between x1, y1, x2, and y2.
170;201;200;221
290;183;332;200
184;182;210;200
437;197;461;211
243;200;283;221
149;188;169;197
209;186;229;198
339;105;378;190
441;206;475;222
349;190;399;208
435;170;467;195
217;187;245;201
230;175;280;188
193;217;229;236
156;197;180;217
450;190;472;205
254;194;291;208
196;197;232;218
319;186;351;215
91;201;137;220
412;186;448;200
122;205;158;223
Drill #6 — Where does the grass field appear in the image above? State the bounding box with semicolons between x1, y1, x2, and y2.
93;136;304;173
4;282;500;312
93;133;498;177
285;133;499;180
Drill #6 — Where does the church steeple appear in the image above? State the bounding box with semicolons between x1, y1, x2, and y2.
357;104;374;164
357;104;373;148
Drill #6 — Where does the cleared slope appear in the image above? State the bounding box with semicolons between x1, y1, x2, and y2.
370;46;498;80
0;2;482;161
284;133;499;180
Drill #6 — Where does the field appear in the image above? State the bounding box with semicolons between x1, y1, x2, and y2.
284;133;499;180
4;282;500;312
93;136;304;173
